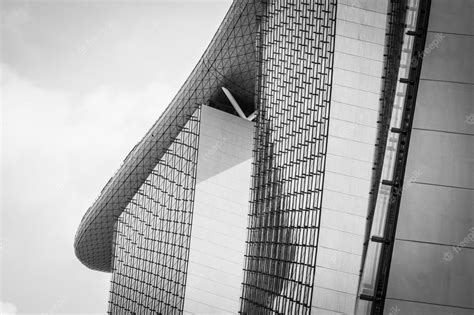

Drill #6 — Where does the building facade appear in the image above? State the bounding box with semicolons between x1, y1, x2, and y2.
74;0;473;314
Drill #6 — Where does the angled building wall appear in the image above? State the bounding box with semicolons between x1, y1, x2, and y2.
311;0;389;313
357;0;474;314
183;106;253;314
384;0;474;313
74;1;473;314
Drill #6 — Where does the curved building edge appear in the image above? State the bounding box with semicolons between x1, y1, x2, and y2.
74;0;262;272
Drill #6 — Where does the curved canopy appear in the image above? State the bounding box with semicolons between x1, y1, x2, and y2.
74;0;262;272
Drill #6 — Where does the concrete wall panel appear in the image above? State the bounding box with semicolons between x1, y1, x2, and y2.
420;33;474;84
397;184;474;245
313;1;388;313
386;2;474;312
387;241;474;308
428;0;474;35
414;81;474;135
183;106;253;314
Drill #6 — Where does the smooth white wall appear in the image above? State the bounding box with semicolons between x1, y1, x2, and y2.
312;0;389;313
183;106;253;314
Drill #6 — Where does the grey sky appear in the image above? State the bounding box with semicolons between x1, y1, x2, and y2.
0;1;232;313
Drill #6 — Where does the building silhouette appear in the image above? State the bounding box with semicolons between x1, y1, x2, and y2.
74;0;473;314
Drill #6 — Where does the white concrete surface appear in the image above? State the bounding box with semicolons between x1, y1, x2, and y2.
183;106;254;314
312;0;389;313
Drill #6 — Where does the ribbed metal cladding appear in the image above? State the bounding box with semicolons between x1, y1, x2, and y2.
240;1;337;313
108;108;201;314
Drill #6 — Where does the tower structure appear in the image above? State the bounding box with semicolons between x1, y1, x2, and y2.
74;0;473;314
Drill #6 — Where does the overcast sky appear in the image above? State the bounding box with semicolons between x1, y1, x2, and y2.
0;1;232;313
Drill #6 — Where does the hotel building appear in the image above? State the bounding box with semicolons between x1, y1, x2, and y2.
74;0;473;313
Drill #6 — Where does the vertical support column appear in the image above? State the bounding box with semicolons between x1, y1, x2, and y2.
370;1;432;313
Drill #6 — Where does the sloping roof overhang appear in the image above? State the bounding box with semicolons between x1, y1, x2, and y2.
74;0;262;272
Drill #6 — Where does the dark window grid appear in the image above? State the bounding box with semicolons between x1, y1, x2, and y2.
108;108;200;314
241;0;335;313
112;270;185;304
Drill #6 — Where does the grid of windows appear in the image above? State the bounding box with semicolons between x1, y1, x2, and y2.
108;109;201;314
240;1;337;313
